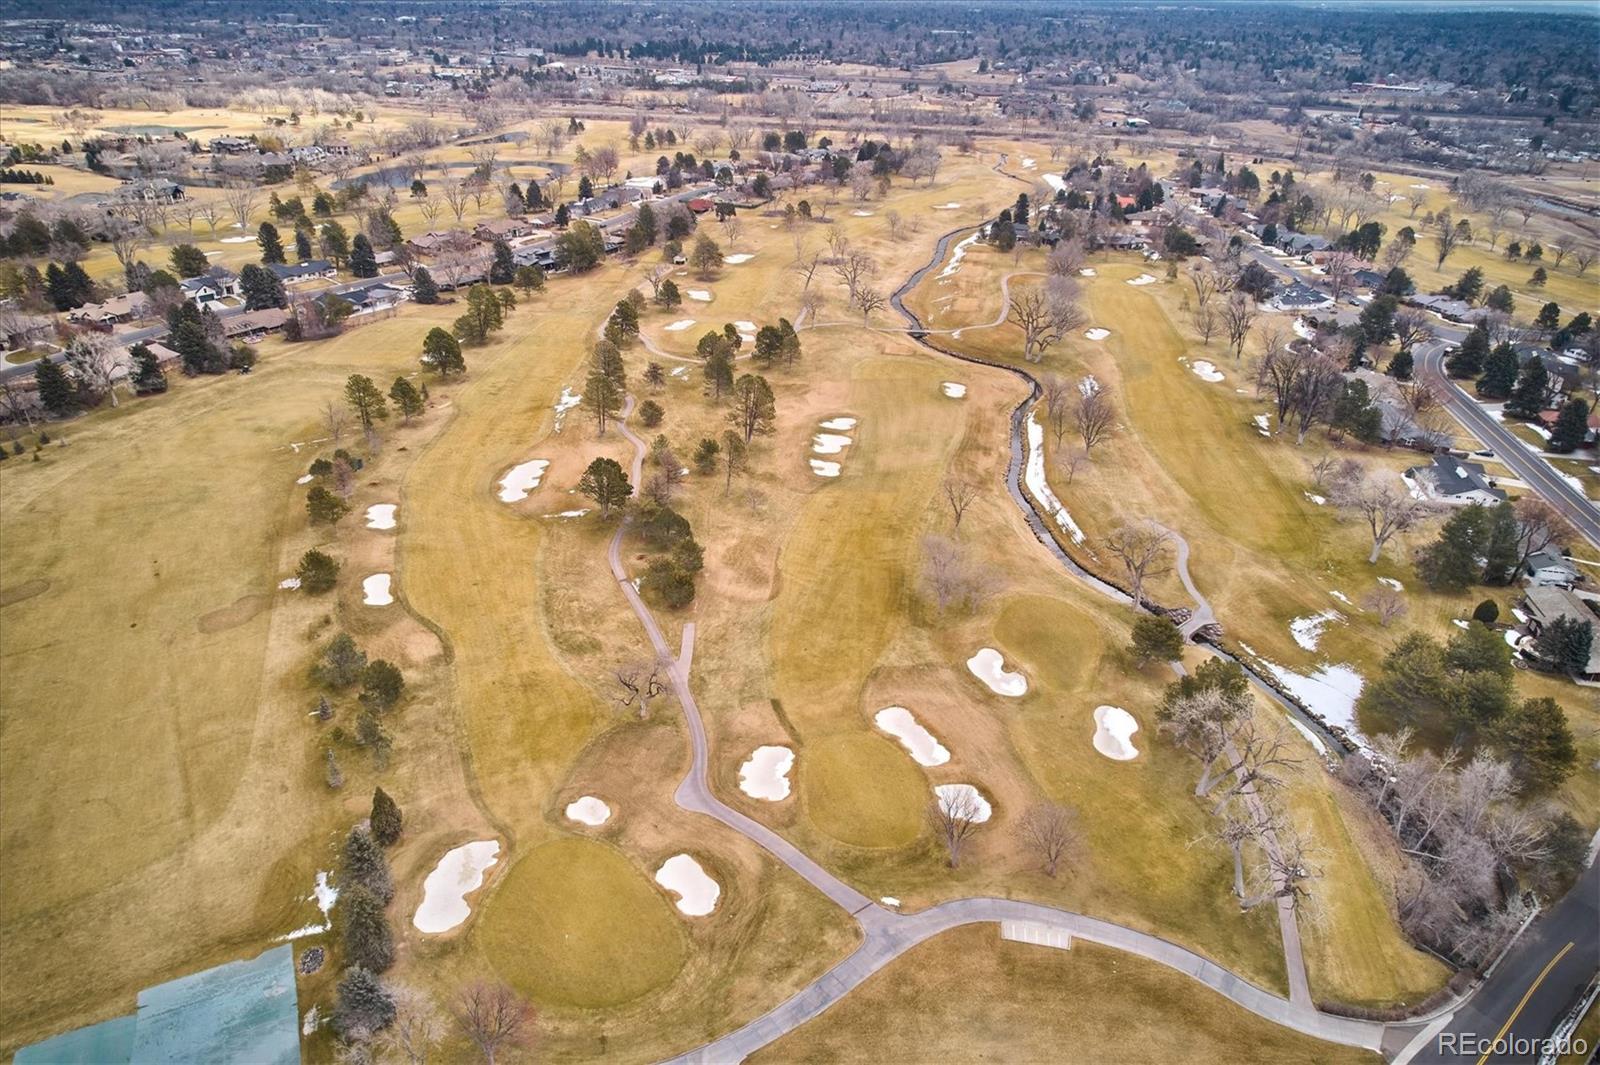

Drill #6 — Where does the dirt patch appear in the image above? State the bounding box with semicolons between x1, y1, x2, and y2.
0;578;49;608
196;593;270;633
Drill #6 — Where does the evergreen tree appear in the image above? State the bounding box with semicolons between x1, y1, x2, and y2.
1417;504;1491;592
349;234;378;278
1480;501;1521;585
577;456;632;516
341;884;394;972
703;348;734;398
318;632;367;686
344;373;388;430
728;374;776;442
238;263;287;310
1445;266;1484;303
1549;398;1590;453
1475;343;1519;398
692;437;720;474
130;342;168;395
583;368;624;433
342;825;395;902
1446;324;1490;378
33;356;77;416
1492;697;1578;792
1387;349;1413;380
422;327;464;375
411;266;438;304
370;787;403;846
319;220;350;266
306;485;350;524
1532;618;1594;680
169;243;209;278
296;548;340;593
1484;285;1515;314
1130;615;1184;663
1504;357;1549;419
333;966;395;1039
638;399;664;427
490;238;515;285
257;221;285;264
294;227;313;262
360;660;406;711
388;376;424;421
1535;302;1562;333
513;265;545;294
655;278;681;307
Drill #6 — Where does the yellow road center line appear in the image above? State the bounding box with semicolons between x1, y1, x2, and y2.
1474;941;1574;1065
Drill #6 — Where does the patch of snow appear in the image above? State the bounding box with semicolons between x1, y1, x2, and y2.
686;289;713;302
663;319;697;332
1255;414;1272;437
655;854;720;916
497;459;550;503
931;202;963;210
880;896;900;907
296;474;314;484
968;647;1027;697
733;320;757;332
942;381;967;398
1189;360;1225;383
1285;716;1329;755
413;841;500;933
1260;661;1365;743
933;783;993;823
1330;590;1352;605
1409;182;1430;190
725;253;754;264
809;458;841;477
1078;267;1097;277
938;232;981;280
279;577;302;590
1304;492;1326;505
1042;173;1067;193
813;432;853;455
820;416;857;431
1079;375;1100;396
548;509;590;518
365;504;397;530
1084;327;1111;341
301;1006;320;1036
1452;618;1470;629
565;796;611;825
1290;610;1342;651
851;209;875;217
1378;577;1404;591
219;235;255;243
553;388;582;432
874;706;950;766
1092;705;1140;760
1292;317;1315;341
1126;273;1158;286
670;366;689;377
362;574;393;606
274;870;339;942
1025;411;1086;543
1021;157;1037;168
737;746;794;801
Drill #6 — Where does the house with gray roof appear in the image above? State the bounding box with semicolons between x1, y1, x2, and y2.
1405;454;1506;505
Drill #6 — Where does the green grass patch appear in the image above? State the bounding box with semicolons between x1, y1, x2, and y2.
800;732;927;848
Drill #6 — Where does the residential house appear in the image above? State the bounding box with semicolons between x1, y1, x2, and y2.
1520;585;1600;678
267;260;336;285
1407;293;1478;323
1280;232;1332;258
336;282;409;314
221;307;290;339
406;230;473;256
115;178;184;204
208;135;256;154
179;266;241;307
1524;547;1581;588
473;218;536;243
1404;454;1507;505
66;291;152;326
1269;283;1335;313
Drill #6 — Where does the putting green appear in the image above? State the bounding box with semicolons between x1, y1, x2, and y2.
477;837;687;1009
800;732;928;848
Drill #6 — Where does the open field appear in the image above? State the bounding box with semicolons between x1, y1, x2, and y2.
751;927;1378;1065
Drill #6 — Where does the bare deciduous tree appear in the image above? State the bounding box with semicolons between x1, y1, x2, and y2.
1363;588;1408;626
323;399;350;443
1071;383;1116;454
453;982;532;1065
1332;474;1432;563
1009;276;1083;362
920;534;997;615
222;182;258;229
63;333;123;408
1017;802;1079;877
1221;291;1259;360
927;787;983;868
1102;520;1171;607
379;985;443;1065
942;475;979;528
613;659;668;719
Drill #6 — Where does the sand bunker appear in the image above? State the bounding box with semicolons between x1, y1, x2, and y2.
365;504;397;530
874;706;950;766
362;574;393;606
737;746;794;801
1092;706;1140;760
812;433;852;455
820;416;857;431
809;458;841;477
1021;157;1037;168
220;235;255;243
687;289;713;302
1126;274;1158;286
664;319;697;331
548;509;589;518
1253;414;1271;436
497;459;550;502
725;253;754;264
967;647;1027;697
931;202;963;210
655;854;720;916
733;319;757;332
1084;328;1110;341
278;577;301;590
933;783;993;823
851;209;875;217
1189;360;1225;382
413;840;499;934
942;382;967;398
565;796;611;826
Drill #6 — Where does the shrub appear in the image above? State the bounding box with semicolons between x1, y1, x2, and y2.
1471;599;1499;625
638;399;664;427
297;549;340;593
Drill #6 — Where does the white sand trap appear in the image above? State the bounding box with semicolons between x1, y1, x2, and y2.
365;504;397;530
820;416;857;431
874;706;950;766
1126;273;1158;286
933;783;993;823
278;577;301;590
663;318;697;332
497;459;550;502
362;573;393;606
739;333;756;344
942;382;967;398
932;202;963;210
812;432;853;454
655;854;720;916
851;209;875;217
809;458;841;477
1290;610;1342;651
413;840;499;933
686;289;713;302
1377;577;1404;591
1190;360;1225;383
1079;267;1097;277
1025;411;1085;542
967;647;1027;697
296;473;314;484
565;796;611;825
1092;705;1140;760
220;235;255;243
738;746;794;801
1084;328;1110;341
725;253;754;264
